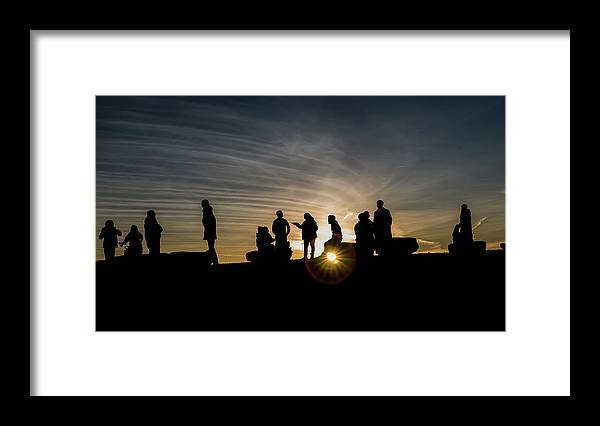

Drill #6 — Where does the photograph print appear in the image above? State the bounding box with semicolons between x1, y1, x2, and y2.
96;96;505;331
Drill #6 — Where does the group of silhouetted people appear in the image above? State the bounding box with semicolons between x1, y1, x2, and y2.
99;200;218;264
353;200;393;258
101;198;480;262
245;200;395;262
99;210;163;260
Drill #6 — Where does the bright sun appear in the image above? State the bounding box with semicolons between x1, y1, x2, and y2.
326;252;337;261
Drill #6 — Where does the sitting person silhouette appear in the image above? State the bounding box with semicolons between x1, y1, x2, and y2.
144;210;163;256
256;226;275;255
246;226;276;262
354;211;375;258
292;213;318;259
373;199;393;256
323;214;343;254
201;199;219;265
99;220;122;260
120;225;144;257
272;210;291;258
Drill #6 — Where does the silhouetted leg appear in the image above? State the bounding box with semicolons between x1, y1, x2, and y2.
207;239;219;265
303;240;308;259
104;246;115;260
309;239;315;259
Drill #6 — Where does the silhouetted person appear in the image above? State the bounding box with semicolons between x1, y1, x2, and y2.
354;211;375;258
292;213;318;259
201;199;219;265
374;199;393;255
121;225;144;257
323;214;343;254
272;210;291;255
246;226;277;263
459;204;474;243
256;226;275;254
144;210;163;256
99;220;122;260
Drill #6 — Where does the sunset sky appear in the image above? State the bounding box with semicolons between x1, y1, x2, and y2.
96;96;505;262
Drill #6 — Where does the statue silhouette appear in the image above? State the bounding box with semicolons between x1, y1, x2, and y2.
323;214;343;254
373;199;393;256
144;210;163;256
121;225;144;257
459;204;473;243
354;211;375;258
292;213;318;259
448;203;486;254
201;199;219;265
99;219;122;260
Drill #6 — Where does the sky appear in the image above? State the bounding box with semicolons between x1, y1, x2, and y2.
96;96;505;262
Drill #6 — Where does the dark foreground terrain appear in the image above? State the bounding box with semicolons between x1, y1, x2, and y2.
97;250;505;331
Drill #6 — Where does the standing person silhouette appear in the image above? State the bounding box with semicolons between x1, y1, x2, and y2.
99;219;122;260
323;214;343;254
354;211;375;258
121;225;144;257
201;199;219;265
144;210;163;255
373;199;393;255
459;204;473;243
272;210;291;256
292;213;318;259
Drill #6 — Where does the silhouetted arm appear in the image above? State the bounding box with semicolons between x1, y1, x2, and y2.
99;229;104;240
292;222;302;229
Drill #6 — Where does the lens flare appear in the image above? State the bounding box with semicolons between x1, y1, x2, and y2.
304;244;357;284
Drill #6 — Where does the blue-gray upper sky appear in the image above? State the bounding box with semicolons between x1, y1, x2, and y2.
96;96;505;262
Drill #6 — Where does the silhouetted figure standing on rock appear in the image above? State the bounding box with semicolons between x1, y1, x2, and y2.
324;214;343;254
99;220;122;260
293;213;318;259
121;225;144;257
374;199;393;255
144;210;163;256
459;204;474;243
272;210;291;256
201;199;219;265
354;211;375;258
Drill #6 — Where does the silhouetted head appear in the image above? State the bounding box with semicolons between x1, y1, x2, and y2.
105;220;114;228
461;204;468;210
357;212;364;221
257;226;269;234
130;225;139;233
146;210;155;217
201;200;210;208
304;213;312;220
363;211;370;219
328;215;335;223
276;210;283;218
377;200;384;208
